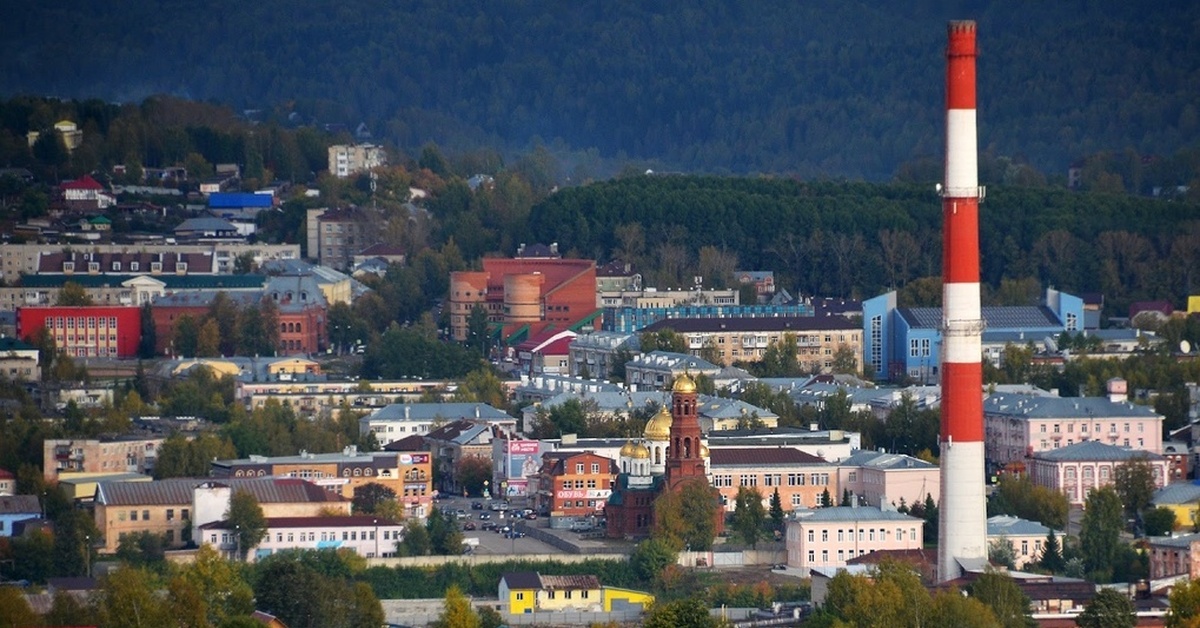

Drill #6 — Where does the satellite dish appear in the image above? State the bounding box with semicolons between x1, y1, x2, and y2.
1182;340;1193;354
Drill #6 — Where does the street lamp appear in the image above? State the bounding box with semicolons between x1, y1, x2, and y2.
373;519;379;558
84;534;91;578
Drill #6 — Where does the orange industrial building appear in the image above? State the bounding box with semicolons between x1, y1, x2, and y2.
449;258;600;345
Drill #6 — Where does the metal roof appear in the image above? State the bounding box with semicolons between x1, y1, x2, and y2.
839;450;935;470
1033;440;1164;462
365;403;514;423
898;305;1061;330
1152;482;1200;506
96;477;346;506
984;393;1161;420
710;447;828;466
0;495;41;514
986;515;1054;537
795;505;921;523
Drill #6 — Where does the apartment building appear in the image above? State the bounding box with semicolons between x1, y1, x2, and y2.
43;437;164;480
327;143;386;178
639;316;862;371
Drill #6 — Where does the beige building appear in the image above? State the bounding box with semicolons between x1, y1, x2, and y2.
836;450;940;510
43;437;165;480
327;144;386;178
0;243;299;285
711;448;836;512
304;207;377;270
639;317;863;371
236;378;457;418
986;515;1059;569
1149;533;1200;580
0;337;39;382
93;477;350;554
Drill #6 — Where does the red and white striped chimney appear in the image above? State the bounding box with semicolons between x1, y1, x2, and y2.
937;19;987;582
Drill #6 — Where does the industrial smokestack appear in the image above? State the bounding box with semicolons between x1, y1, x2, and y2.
937;20;988;582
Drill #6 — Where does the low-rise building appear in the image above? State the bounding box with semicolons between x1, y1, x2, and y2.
237;379;457;418
210;446;431;518
360;403;517;447
94;477;349;554
1028;440;1168;505
0;469;14;496
0;336;39;382
836;450;940;510
640;316;862;371
43;437;164;480
1150;483;1200;530
567;331;640;380
499;571;653;616
199;515;403;561
328;143;386;178
710;448;835;512
785;504;924;572
1149;533;1200;579
986;515;1059;569
425;420;499;497
533;451;618;518
984;383;1164;468
0;495;41;537
623;351;720;391
17;305;141;359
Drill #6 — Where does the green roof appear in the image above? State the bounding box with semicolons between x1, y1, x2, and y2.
568;309;604;332
19;274;267;290
89;215;112;224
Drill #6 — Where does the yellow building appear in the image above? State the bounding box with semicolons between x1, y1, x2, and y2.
498;571;653;615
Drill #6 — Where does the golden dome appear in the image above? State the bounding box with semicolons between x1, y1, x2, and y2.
631;443;651;459
619;440;639;458
643;406;672;441
672;373;697;394
699;443;710;458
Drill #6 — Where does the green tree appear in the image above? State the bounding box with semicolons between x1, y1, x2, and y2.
1080;487;1125;581
698;338;722;365
454;455;492;497
434;584;480;628
173;314;200;357
42;589;99;627
1113;456;1157;522
732;486;767;548
197;318;221;357
769;488;785;532
153;432;237;479
0;585;39;628
168;545;255;627
456;367;506;408
1040;529;1065;573
465;304;491;357
226;490;268;561
1167;577;1200;627
1144;507;1177;537
426;507;464;555
831;344;859;375
56;281;93;306
969;570;1036;628
988;538;1017;570
397;522;431;556
643;596;717;628
652;478;719;551
1075;588;1135;628
95;566;174;628
138;302;157;358
930;589;1003;628
639;328;688;354
823;559;935;627
989;474;1069;529
756;333;802;377
352;482;397;515
630;537;678;583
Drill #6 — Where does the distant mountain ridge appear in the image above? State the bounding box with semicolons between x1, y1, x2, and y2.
1;0;1196;179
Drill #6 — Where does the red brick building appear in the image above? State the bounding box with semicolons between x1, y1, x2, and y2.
17;305;141;358
534;451;618;517
448;257;599;343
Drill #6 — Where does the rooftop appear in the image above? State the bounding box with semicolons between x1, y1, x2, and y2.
641;316;858;333
710;447;827;466
96;477;347;506
365;403;514;423
984;393;1161;420
899;305;1061;330
795;505;921;523
1033;440;1164;463
987;515;1055;537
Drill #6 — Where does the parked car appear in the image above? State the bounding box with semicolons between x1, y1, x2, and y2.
525;512;538;520
471;502;484;510
482;521;498;531
463;522;477;531
478;513;491;520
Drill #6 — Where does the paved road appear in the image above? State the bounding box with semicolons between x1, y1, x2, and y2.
432;496;563;556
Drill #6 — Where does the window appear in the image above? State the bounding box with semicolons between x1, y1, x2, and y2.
848;471;857;482
822;530;829;542
808;550;815;563
517;593;524;601
130;510;138;521
821;550;828;563
166;509;175;521
182;509;189;520
575;463;584;474
142;510;149;520
808;530;815;542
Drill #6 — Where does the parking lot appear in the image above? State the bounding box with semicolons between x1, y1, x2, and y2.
432;496;563;556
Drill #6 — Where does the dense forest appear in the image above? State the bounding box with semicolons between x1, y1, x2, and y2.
1;1;1198;180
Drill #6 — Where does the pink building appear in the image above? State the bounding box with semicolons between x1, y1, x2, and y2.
1148;533;1200;580
836;450;940;510
983;386;1163;468
199;515;405;561
1027;441;1168;505
785;504;924;572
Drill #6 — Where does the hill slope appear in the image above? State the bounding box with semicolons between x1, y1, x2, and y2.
2;1;1197;178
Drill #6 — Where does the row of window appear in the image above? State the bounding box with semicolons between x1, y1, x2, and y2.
805;526;918;543
713;473;832;488
561;479;604;489
1039;422;1143;434
63;261;178;273
46;317;120;329
118;508;189;522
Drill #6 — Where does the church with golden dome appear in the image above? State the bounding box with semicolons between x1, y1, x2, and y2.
604;374;723;539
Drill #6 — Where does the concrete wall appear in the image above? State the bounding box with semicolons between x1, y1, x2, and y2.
678;548;787;568
365;553;626;569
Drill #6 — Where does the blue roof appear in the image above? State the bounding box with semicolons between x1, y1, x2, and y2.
1033;440;1163;462
987;515;1054;537
208;193;273;209
983;393;1162;420
1152;483;1200;506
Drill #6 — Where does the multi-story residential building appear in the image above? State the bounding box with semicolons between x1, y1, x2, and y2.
0;243;299;286
836;450;940;510
94;477;349;554
17;305;141;359
237;379;457;418
534;451;618;517
151;275;329;356
710;448;836;511
424;420;500;497
640;316;863;371
602;301;815;334
200;515;404;561
514;329;576;376
596;288;739;310
987;515;1060;569
1028;441;1168;505
1149;533;1200;579
785;504;925;572
305;207;378;270
0;336;40;382
984;383;1164;468
210;446;431;517
360;403;517;447
567;332;640;379
60;174;115;209
0;495;41;537
449;257;599;343
623;351;721;391
863;288;1085;383
43;437;164;480
327;143;386;178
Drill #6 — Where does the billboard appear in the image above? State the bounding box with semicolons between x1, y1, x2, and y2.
505;440;544;497
399;453;430;465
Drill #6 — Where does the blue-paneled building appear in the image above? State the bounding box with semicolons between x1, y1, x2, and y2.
603;303;815;333
863;288;1084;383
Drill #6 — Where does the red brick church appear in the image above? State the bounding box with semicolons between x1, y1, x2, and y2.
604;374;725;539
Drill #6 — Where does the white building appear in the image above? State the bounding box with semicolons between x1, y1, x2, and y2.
327;144;386;178
785;503;924;572
986;515;1060;568
360;403;517;446
199;515;404;561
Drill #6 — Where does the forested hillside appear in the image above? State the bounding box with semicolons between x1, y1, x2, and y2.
2;1;1197;179
529;175;1200;315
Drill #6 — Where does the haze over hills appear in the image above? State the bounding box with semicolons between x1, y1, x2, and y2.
1;0;1197;180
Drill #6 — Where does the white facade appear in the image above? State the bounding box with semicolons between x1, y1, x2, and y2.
200;515;405;561
328;144;386;178
785;505;924;572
